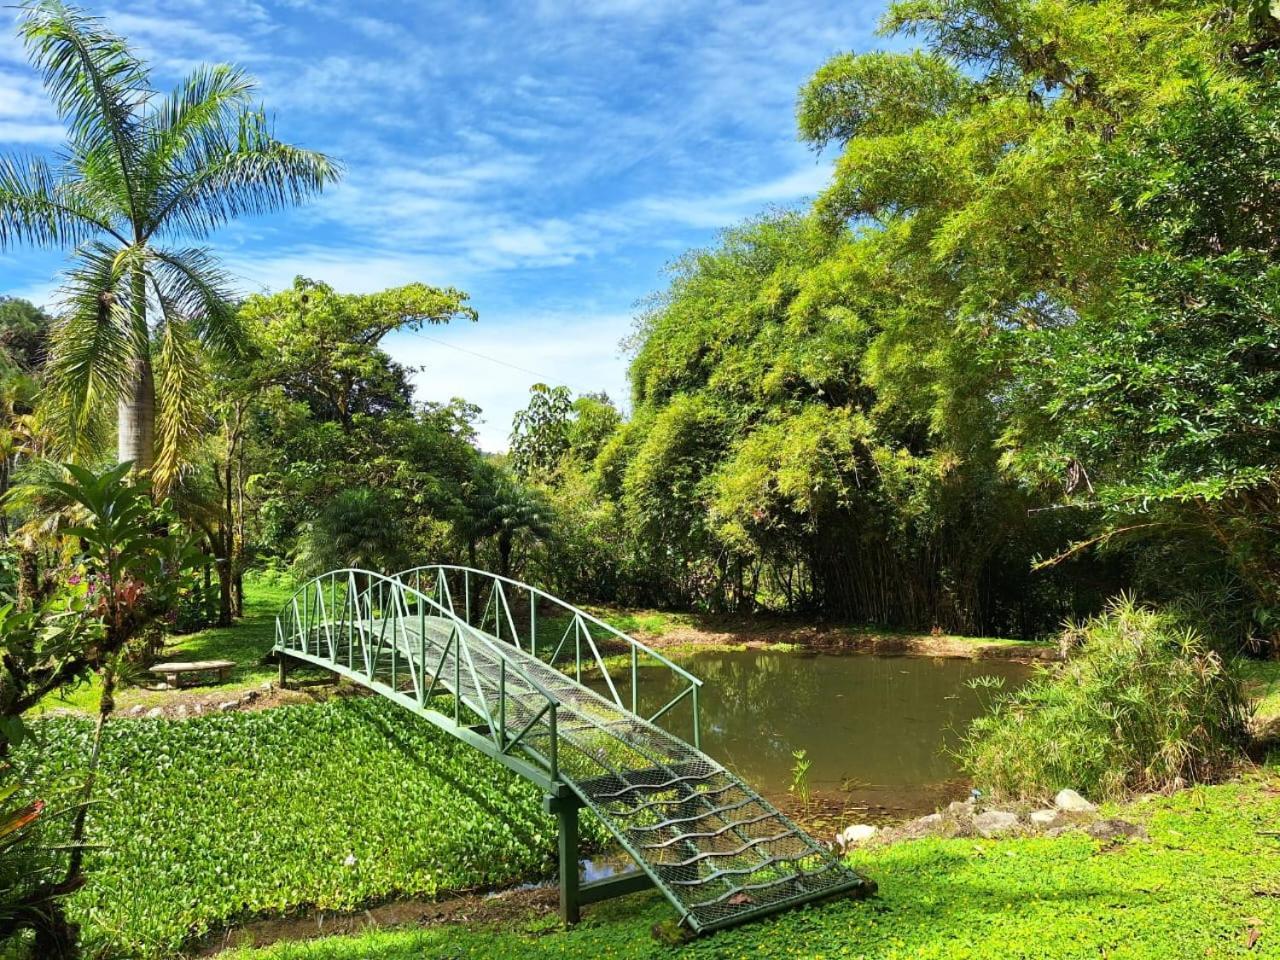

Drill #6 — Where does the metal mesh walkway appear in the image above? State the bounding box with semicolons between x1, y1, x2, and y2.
274;568;870;934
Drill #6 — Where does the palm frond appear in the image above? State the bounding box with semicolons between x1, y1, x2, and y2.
138;64;256;222
0;152;122;248
43;241;138;453
18;0;149;223
151;109;340;239
151;314;208;494
146;246;245;358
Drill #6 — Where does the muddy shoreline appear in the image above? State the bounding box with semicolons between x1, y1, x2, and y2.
610;615;1060;662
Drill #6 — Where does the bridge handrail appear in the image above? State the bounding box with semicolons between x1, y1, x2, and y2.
395;565;703;747
275;568;564;780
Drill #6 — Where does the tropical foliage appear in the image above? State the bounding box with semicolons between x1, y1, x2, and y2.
961;598;1250;800
0;0;338;487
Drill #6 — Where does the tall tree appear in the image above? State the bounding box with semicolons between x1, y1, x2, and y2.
0;1;339;489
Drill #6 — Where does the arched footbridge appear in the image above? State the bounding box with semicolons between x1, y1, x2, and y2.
273;566;871;935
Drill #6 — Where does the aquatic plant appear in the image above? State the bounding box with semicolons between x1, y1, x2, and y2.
961;597;1249;800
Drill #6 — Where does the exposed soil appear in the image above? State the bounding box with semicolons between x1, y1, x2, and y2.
103;676;357;721
628;616;1059;661
191;883;561;956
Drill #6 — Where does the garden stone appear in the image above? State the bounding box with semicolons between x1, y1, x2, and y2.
839;824;878;847
1085;819;1148;840
145;707;163;718
128;705;144;716
947;799;974;816
217;700;238;712
1054;789;1097;813
973;810;1020;837
900;813;944;839
1029;809;1061;829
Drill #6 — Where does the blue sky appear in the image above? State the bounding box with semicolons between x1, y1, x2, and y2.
0;0;883;449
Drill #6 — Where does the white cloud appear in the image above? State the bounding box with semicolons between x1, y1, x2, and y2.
0;120;64;145
389;312;632;452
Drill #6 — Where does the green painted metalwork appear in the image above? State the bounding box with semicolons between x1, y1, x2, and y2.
274;566;869;935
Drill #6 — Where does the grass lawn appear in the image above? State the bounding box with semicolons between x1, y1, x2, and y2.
1241;659;1280;729
36;577;308;714
220;768;1280;959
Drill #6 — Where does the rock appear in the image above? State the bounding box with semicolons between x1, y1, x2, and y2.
838;824;879;847
217;700;238;712
901;813;944;839
1085;818;1148;841
947;799;975;816
145;707;163;719
973;810;1020;838
241;690;259;703
128;705;144;716
1054;789;1097;814
1029;808;1061;829
174;704;188;718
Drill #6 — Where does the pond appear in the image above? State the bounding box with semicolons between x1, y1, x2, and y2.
598;649;1034;821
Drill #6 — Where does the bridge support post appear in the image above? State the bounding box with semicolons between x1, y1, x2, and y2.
543;786;655;926
277;650;289;690
544;787;581;925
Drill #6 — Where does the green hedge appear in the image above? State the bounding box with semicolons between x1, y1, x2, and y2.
30;699;588;958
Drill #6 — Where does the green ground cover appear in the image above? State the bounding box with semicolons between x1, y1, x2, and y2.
223;770;1280;959
1241;660;1280;728
27;699;603;958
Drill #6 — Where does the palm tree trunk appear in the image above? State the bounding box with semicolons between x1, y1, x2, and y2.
118;269;154;470
117;355;155;470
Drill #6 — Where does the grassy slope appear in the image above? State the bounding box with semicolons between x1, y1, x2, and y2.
37;578;298;714
30;699;604;959
226;770;1280;960
1241;659;1280;728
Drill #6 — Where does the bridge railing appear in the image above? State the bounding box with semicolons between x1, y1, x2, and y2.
275;569;565;782
395;565;703;748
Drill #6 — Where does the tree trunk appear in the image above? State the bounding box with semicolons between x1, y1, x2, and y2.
498;532;512;579
117;355;155;471
216;554;233;627
16;535;38;611
119;269;154;471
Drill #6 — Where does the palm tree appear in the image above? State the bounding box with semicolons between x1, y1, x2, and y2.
0;1;339;490
450;462;554;578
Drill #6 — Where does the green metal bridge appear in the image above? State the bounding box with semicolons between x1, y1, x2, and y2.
273;566;870;935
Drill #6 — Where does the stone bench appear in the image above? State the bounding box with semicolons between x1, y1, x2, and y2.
149;660;235;689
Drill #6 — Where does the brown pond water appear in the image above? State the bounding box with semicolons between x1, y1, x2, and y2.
593;649;1033;826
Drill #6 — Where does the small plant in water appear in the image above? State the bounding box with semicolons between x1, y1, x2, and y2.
789;748;812;810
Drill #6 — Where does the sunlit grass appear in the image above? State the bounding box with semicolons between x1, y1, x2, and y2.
37;577;298;714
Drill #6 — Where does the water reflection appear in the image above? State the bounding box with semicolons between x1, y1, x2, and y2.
598;650;1032;797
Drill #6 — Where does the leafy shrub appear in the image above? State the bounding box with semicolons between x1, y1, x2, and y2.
26;699;599;958
961;598;1249;801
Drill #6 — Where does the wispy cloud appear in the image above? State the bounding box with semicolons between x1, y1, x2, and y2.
0;0;880;439
391;310;634;451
